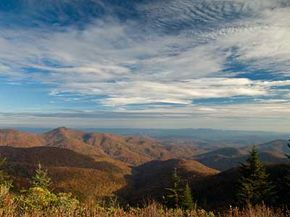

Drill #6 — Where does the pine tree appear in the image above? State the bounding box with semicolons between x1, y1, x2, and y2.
32;163;52;190
0;157;12;188
237;147;275;206
181;182;194;210
164;168;183;208
287;139;290;159
285;139;290;201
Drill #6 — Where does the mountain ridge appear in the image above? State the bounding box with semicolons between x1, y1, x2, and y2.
0;127;181;166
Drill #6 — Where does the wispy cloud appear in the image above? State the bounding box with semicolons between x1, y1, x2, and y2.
0;0;290;130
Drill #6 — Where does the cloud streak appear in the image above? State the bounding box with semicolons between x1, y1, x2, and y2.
0;0;290;130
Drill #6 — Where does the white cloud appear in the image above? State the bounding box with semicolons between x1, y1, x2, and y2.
209;7;290;74
97;78;266;106
0;0;290;125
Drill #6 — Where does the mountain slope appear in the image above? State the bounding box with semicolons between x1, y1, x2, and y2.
0;146;128;201
121;159;289;209
245;139;289;157
0;146;124;172
192;164;290;209
0;128;176;165
0;129;45;147
122;159;218;204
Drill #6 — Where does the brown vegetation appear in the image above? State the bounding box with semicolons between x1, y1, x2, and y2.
0;128;185;166
0;201;289;217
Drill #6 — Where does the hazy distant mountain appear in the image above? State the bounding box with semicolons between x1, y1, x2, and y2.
194;140;289;171
243;139;290;157
81;128;290;146
17;127;289;147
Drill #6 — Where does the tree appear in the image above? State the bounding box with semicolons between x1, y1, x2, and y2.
0;157;12;188
284;139;290;202
32;163;52;190
237;147;275;206
181;182;194;210
164;168;183;208
287;139;290;159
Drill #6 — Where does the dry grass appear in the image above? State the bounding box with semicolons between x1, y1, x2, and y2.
0;202;289;217
227;205;289;217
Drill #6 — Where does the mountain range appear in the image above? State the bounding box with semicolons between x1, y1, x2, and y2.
1;127;215;165
0;127;289;206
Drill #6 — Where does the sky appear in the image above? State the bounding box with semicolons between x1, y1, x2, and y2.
0;0;290;132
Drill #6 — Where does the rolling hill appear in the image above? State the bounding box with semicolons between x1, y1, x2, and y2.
194;140;289;171
0;128;288;170
0;127;177;165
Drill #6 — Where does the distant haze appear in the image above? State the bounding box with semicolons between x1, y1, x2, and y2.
10;127;289;147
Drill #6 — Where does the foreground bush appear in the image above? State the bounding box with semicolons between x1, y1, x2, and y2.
16;187;79;214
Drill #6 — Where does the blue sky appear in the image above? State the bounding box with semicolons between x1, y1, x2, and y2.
0;0;290;132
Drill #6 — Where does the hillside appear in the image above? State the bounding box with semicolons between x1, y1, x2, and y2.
0;146;128;201
0;128;177;165
0;146;124;172
0;146;221;204
0;129;45;147
122;159;218;205
192;164;290;209
244;139;290;157
83;133;174;165
121;159;289;209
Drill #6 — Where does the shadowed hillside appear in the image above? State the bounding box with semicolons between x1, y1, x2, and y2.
122;159;218;205
122;159;289;209
0;146;124;172
193;164;290;209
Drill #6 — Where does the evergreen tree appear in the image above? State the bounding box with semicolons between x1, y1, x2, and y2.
164;168;183;208
237;147;275;206
285;139;290;202
287;139;290;159
0;157;12;188
181;182;194;210
32;163;52;190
